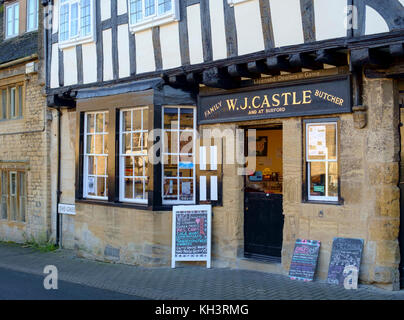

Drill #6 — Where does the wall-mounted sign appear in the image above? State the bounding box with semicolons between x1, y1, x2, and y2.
198;75;351;124
172;205;212;268
58;203;76;215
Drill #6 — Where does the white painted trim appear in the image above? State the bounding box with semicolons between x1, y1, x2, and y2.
128;0;180;33
227;0;252;7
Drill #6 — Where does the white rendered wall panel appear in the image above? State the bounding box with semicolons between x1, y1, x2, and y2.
103;29;114;81
101;0;111;21
117;0;128;15
365;5;389;35
269;0;304;47
82;42;97;84
52;0;59;33
209;0;227;60
118;24;131;78
50;43;59;88
234;0;264;55
160;22;181;70
135;29;156;73
187;4;204;64
63;47;77;86
314;0;347;41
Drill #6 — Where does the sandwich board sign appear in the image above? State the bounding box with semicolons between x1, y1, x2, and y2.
289;239;321;281
172;205;212;268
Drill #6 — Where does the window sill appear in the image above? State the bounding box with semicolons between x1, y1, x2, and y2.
58;36;95;50
302;199;344;206
129;12;179;33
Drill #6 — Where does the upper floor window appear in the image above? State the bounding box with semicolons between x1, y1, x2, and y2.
0;84;24;121
27;0;38;31
59;0;94;47
5;2;19;39
128;0;179;32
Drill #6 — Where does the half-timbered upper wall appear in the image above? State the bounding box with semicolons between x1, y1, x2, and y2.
48;0;404;89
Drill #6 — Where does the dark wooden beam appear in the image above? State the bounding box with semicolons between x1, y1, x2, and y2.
247;60;271;75
350;47;392;69
227;63;260;79
202;67;240;89
390;43;404;58
289;52;323;70
186;72;202;85
315;49;348;66
265;55;300;74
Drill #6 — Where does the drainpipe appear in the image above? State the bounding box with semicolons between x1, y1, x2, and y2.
56;107;62;247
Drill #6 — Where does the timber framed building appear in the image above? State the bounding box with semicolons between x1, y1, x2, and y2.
44;0;404;290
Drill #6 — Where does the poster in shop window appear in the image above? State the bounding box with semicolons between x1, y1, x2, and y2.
172;205;212;268
308;125;326;157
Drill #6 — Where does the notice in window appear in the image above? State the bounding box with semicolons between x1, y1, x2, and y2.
308;125;326;157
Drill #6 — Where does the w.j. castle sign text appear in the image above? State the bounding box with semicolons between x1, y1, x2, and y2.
198;76;351;124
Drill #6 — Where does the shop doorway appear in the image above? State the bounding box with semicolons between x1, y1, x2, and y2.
244;126;284;261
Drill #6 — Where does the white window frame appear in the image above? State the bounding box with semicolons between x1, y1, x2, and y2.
5;2;19;39
161;106;196;205
58;0;96;49
83;111;109;200
119;107;149;204
26;0;38;32
227;0;252;7
127;0;180;33
306;121;339;202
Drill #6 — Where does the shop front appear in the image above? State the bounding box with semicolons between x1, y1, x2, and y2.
52;65;402;290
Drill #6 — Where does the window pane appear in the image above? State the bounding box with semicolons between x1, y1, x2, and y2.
307;123;337;161
158;0;172;14
10;173;17;221
94;134;103;154
124;156;134;177
18;86;22;117
6;7;13;37
179;131;193;154
27;0;38;31
132;109;142;131
96;156;107;175
309;162;338;199
123;110;131;131
164;157;177;177
1;90;6;119
179;179;193;201
124;178;134;199
96;113;105;133
86;135;94;153
164;131;178;154
132;132;142;153
60;4;70;41
180;108;193;130
134;156;146;177
179;159;193;178
144;0;155;16
143;109;149;130
1;172;7;220
129;0;143;23
70;3;79;37
96;177;107;197
10;88;16;118
164;108;178;129
123;133;131;154
87;156;95;175
14;4;19;35
19;172;26;222
86;113;95;133
134;178;145;199
80;0;91;36
163;178;177;200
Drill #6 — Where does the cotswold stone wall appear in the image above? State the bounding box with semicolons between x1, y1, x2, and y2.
59;77;400;289
0;66;52;243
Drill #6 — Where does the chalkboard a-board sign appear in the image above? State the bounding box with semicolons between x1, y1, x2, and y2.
327;237;364;286
172;205;212;268
289;239;321;281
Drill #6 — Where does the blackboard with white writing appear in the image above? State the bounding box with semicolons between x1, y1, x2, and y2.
172;205;212;268
327;237;364;286
289;239;321;281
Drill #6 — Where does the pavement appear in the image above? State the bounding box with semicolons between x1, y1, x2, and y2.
1;242;404;300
